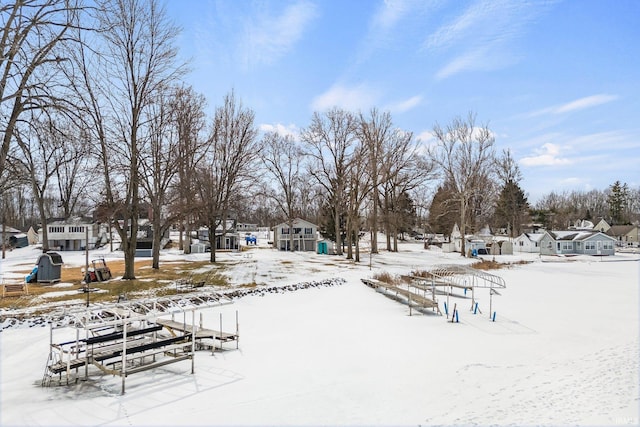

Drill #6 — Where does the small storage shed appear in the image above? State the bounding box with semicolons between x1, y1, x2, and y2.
500;240;513;255
489;242;501;255
9;233;29;248
36;252;64;283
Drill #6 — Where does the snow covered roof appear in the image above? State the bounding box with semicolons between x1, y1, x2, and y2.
518;232;544;243
547;230;616;242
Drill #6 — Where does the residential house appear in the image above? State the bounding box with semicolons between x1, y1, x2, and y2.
441;223;487;254
1;224;22;247
197;219;239;250
236;223;258;233
273;218;317;252
569;219;594;230
514;232;544;253
39;217;105;251
539;230;616;256
133;220;171;257
593;219;611;233
606;225;639;248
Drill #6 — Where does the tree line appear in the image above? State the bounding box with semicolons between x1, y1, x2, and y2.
1;1;638;279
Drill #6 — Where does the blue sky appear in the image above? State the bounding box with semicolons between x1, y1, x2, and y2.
166;0;640;203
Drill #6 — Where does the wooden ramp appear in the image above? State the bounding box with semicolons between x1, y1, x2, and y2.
361;278;442;315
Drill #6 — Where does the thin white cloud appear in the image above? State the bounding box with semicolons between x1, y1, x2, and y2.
385;95;422;114
241;1;318;68
353;0;439;68
311;83;380;112
435;46;493;80
427;0;552;79
259;123;299;138
371;0;415;31
529;94;620;117
520;142;572;167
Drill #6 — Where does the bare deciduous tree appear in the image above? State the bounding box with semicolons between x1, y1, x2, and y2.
344;142;371;262
0;0;81;179
301;108;358;256
379;130;433;252
195;91;259;263
172;85;207;254
139;89;181;269
260;131;303;251
93;0;185;279
53;123;95;218
13;115;73;251
357;108;392;254
430;112;496;257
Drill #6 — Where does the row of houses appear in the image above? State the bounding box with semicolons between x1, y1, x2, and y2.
2;217;322;254
514;219;638;255
4;215;638;257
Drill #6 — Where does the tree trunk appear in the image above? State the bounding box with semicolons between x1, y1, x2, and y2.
334;208;342;256
371;187;379;253
151;216;162;270
345;216;353;260
460;198;467;257
288;218;294;252
208;220;217;263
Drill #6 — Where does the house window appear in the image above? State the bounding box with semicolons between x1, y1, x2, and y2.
304;228;313;235
519;241;523;246
281;228;289;234
603;241;613;250
293;228;302;234
69;226;85;233
49;226;64;233
561;242;573;251
585;241;596;250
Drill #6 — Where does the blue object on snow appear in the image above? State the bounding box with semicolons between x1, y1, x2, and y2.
25;266;38;284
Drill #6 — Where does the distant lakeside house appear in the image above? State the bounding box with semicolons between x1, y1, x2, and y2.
197;219;240;251
514;232;544;253
1;224;29;248
38;217;106;251
539;230;616;256
132;220;171;257
606;225;639;248
273;218;318;252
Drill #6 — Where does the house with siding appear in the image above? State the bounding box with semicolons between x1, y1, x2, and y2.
539;230;617;256
593;219;611;233
39;217;105;251
514;232;544;253
606;225;639;248
273;218;317;251
197;219;239;250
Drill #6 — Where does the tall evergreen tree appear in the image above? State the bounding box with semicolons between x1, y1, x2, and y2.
494;180;528;237
608;181;629;224
427;183;458;237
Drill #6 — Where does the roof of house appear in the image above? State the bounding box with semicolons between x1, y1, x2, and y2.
0;224;22;234
606;225;637;236
517;232;544;243
47;216;94;225
546;230;616;242
273;218;317;229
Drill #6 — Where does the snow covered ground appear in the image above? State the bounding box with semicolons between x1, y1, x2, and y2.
1;240;639;426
